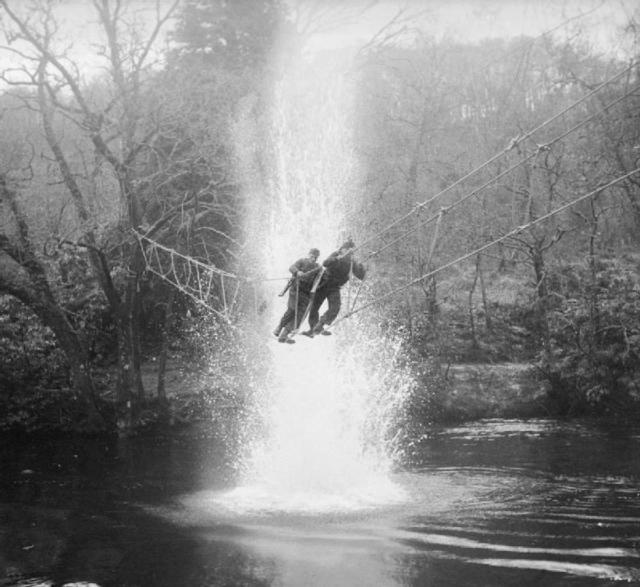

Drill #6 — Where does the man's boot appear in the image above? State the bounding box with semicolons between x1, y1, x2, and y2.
312;320;331;336
278;327;295;344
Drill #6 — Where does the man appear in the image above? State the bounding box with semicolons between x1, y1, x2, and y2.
304;238;366;337
274;247;321;343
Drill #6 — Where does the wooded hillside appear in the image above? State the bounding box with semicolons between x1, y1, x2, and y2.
0;1;638;433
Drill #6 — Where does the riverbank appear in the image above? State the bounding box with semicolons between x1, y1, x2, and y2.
442;362;548;421
0;355;624;435
140;359;550;427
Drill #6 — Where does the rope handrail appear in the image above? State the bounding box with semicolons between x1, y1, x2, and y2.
353;59;639;257
362;83;640;263
135;231;239;279
334;166;640;325
132;59;639;327
136;230;248;321
143;261;232;321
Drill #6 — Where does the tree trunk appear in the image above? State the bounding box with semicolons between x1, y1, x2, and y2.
477;254;492;331
41;304;102;423
404;295;413;341
587;200;601;345
0;176;104;428
468;258;479;349
114;245;146;416
157;286;177;402
0;250;105;429
115;308;135;406
531;244;551;360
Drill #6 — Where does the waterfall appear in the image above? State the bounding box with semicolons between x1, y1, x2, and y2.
223;43;411;515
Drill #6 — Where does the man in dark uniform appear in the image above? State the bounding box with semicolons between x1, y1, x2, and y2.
274;247;321;343
303;238;366;337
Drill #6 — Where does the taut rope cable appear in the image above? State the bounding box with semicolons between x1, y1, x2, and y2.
362;83;640;263
293;278;299;334
334;166;640;325
135;231;238;279
137;229;307;289
353;60;639;258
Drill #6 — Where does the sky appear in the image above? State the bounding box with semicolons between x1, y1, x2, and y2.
0;0;636;80
305;0;638;56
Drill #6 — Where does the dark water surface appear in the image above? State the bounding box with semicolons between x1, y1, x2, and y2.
1;419;639;586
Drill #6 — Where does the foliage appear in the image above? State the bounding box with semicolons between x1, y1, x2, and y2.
396;343;450;438
1;5;640;434
543;256;640;417
172;305;262;398
0;296;68;393
50;246;117;364
353;29;640;421
381;272;537;366
170;0;285;71
0;387;105;434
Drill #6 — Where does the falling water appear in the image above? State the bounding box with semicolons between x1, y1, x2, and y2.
219;43;412;515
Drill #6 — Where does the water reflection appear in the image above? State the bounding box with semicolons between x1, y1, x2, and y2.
1;420;640;586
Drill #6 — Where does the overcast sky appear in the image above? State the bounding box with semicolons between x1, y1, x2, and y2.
0;0;636;77
306;0;637;56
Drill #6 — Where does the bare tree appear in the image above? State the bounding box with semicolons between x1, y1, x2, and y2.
0;172;104;427
0;0;180;425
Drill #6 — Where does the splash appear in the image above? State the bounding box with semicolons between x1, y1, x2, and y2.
224;40;411;514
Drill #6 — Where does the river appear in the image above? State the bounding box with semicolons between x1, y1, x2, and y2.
1;418;639;586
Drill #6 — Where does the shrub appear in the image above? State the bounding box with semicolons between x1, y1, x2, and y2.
543;258;640;417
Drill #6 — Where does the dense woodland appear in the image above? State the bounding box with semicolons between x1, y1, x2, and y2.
0;0;639;434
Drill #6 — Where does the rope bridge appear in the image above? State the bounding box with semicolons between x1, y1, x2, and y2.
135;165;640;331
135;232;249;322
136;165;640;331
133;59;639;332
